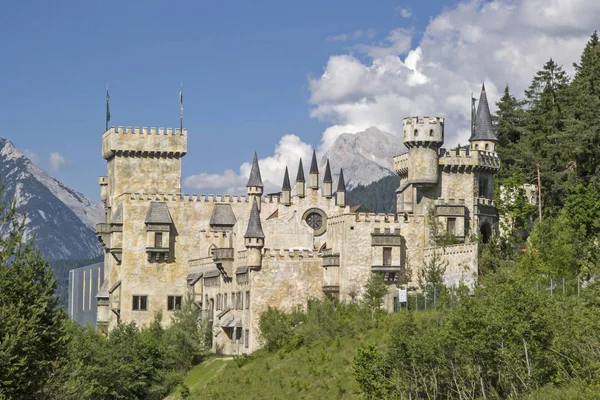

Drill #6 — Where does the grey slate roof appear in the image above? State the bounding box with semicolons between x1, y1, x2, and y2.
337;168;346;192
110;203;123;224
145;202;173;224
221;316;242;328
186;272;203;286
323;160;332;183
204;270;220;278
244;198;265;239
282;167;291;191
209;203;236;226
310;150;319;174
471;83;498;142
296;158;305;182
246;152;264;188
97;279;110;299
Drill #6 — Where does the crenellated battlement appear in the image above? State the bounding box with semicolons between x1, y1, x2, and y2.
124;192;251;203
403;115;445;148
393;153;409;176
262;248;317;260
403;116;444;125
424;242;478;258
102;126;187;160
438;147;500;172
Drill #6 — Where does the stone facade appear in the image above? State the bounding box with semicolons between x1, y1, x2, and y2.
96;86;500;354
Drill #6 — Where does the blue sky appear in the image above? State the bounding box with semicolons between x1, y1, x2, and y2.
0;0;452;199
1;0;598;200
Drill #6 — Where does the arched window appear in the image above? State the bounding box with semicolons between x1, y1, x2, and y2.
475;144;479;150
485;143;489;150
208;244;216;257
429;129;434;137
414;129;418;136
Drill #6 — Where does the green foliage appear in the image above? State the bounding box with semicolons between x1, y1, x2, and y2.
363;273;388;312
47;299;210;399
354;267;600;399
0;186;68;399
495;171;538;238
418;251;447;300
347;175;399;213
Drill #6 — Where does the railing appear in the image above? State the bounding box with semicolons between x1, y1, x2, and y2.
322;254;340;267
371;234;403;246
213;248;234;261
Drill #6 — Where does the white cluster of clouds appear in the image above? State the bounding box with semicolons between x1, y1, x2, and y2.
184;0;600;193
49;152;68;171
24;149;70;171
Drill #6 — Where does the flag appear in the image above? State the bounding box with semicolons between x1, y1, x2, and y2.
106;87;111;130
179;82;183;131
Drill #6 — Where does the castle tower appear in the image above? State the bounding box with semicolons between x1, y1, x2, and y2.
323;159;333;198
244;197;265;269
309;150;319;189
470;84;498;152
296;158;306;198
403;116;444;186
281;167;291;206
336;168;346;207
101;126;187;202
246;152;264;211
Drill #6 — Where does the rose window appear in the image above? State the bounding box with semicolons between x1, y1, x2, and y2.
306;212;323;230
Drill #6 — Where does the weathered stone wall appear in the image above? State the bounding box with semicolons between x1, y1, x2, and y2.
423;243;478;288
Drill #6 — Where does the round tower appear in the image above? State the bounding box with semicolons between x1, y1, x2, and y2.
403;116;444;185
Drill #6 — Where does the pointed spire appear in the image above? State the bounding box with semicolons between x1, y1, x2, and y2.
244;198;265;239
246;152;264;187
323;160;332;183
310;150;319;174
296;158;305;182
282;167;291;191
336;168;346;192
471;83;498;142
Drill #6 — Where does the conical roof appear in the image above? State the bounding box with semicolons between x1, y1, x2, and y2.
323;160;332;183
282;167;291;191
471;83;498;142
296;158;305;182
336;168;346;192
246;152;264;187
244;198;265;239
309;150;319;174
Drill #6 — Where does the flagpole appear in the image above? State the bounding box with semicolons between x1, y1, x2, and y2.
105;84;110;132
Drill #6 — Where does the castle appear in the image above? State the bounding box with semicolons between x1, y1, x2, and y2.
95;85;500;353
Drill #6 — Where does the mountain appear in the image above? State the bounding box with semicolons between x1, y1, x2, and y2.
0;138;104;260
321;127;404;190
347;174;399;213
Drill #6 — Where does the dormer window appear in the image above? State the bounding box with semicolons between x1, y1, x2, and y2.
154;232;163;248
145;202;173;263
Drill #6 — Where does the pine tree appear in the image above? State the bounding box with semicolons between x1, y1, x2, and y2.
520;59;572;214
565;31;600;186
0;186;67;398
493;85;526;180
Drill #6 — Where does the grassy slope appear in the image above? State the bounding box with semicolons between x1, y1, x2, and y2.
182;327;383;400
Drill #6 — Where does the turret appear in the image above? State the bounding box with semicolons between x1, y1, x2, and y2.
281;167;291;206
296;158;306;198
309;150;319;189
244;198;265;269
470;83;498;152
323;159;333;198
336;168;346;207
403;116;444;186
246;152;264;210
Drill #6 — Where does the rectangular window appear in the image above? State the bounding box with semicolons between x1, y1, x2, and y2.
167;295;182;311
224;293;227;309
383;247;392;266
447;218;456;235
245;329;249;349
239;291;243;310
132;295;148;311
154;232;163;248
479;178;488;198
246;291;250;309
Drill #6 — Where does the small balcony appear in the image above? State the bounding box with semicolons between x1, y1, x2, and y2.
213;248;234;261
